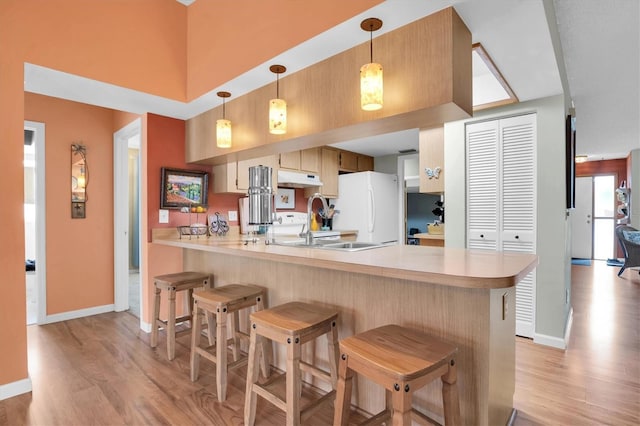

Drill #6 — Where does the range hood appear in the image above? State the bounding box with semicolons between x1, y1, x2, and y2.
277;170;323;188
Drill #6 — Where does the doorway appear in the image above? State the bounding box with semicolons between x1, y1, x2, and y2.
572;174;617;260
24;121;46;325
114;119;142;321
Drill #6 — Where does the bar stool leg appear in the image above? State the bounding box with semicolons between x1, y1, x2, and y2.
230;311;240;362
391;385;413;426
255;295;271;380
150;285;161;348
333;354;354;426
244;326;261;426
167;286;177;360
442;360;461;425
216;305;228;402
285;336;302;426
190;299;203;382
327;321;339;389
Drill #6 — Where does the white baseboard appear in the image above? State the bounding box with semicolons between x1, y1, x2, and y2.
0;377;32;400
533;308;573;349
44;304;115;324
140;320;152;333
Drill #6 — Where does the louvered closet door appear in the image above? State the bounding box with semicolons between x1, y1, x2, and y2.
500;114;537;338
466;114;537;338
467;120;499;250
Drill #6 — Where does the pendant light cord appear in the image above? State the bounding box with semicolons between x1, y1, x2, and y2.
369;24;373;63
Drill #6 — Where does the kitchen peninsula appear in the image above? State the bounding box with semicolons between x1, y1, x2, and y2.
153;229;537;425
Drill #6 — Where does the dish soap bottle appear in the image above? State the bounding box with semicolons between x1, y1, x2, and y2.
310;213;319;231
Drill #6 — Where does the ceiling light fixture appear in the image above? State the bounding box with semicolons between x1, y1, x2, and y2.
360;17;383;111
269;65;287;135
216;91;232;148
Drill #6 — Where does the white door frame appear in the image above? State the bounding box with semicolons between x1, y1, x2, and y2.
25;121;47;324
113;119;141;314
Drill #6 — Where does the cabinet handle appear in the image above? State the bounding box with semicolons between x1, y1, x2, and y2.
480;234;484;238
515;235;520;239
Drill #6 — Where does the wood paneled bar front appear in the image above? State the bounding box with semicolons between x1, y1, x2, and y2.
152;229;537;425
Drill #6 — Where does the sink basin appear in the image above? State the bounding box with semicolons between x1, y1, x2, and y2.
318;241;385;252
272;239;385;252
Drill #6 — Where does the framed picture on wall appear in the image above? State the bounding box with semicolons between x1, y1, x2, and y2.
160;167;209;209
275;187;295;209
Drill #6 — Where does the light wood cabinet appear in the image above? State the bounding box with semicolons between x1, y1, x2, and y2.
357;154;374;171
212;155;277;193
419;126;445;194
339;150;358;172
279;151;300;170
279;148;320;173
338;150;373;173
305;148;339;198
300;148;320;173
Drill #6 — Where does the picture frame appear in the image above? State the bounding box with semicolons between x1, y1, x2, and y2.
275;187;295;209
160;167;209;209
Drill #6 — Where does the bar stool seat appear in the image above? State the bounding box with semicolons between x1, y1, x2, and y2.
334;324;460;426
150;271;211;360
244;301;340;426
190;284;269;402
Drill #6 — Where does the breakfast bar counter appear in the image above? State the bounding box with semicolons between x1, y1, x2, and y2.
153;229;537;425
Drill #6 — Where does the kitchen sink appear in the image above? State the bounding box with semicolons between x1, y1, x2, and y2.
272;239;385;252
318;241;385;252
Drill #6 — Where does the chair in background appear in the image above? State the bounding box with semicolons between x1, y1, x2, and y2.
615;225;640;276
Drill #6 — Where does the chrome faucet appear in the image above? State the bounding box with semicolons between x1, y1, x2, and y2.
304;193;329;245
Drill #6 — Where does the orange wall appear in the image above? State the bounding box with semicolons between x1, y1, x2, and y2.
186;0;383;99
25;93;115;314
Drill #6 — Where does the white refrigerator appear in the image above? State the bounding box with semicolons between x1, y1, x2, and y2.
333;171;399;244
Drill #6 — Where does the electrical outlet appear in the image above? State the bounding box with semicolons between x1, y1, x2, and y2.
159;209;169;223
228;210;238;221
502;292;508;320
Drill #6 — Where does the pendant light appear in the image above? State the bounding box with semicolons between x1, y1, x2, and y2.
269;65;287;134
216;91;232;148
360;17;383;111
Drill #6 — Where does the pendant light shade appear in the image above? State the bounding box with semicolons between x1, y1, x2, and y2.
269;65;287;134
360;18;383;111
216;91;232;148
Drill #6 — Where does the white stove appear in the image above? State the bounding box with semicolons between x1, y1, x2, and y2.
272;212;340;239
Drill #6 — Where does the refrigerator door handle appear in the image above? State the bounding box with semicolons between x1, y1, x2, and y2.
368;185;375;233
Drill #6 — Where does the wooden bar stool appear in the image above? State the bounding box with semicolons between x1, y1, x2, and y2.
150;271;211;360
190;284;269;402
244;301;339;426
334;324;460;426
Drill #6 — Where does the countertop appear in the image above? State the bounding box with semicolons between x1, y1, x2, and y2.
413;232;445;240
153;229;537;289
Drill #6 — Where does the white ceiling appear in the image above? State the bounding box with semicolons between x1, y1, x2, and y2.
24;0;639;161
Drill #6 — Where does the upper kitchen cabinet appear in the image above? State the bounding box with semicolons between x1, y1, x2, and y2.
305;148;339;198
338;150;374;173
279;148;320;173
212;155;278;193
419;127;445;194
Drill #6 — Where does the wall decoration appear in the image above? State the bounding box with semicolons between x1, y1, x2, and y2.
160;167;208;209
275;187;295;209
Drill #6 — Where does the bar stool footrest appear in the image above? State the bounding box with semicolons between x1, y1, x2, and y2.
299;361;332;383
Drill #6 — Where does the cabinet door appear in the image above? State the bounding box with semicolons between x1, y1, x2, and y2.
237;155;277;191
339;150;358;172
357;154;374;171
212;162;242;194
300;148;320;173
419;126;445;193
279;151;301;170
305;148;339;198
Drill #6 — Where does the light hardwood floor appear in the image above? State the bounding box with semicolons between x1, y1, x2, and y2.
1;262;638;425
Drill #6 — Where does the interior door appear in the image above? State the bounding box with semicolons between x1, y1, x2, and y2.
572;176;593;258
